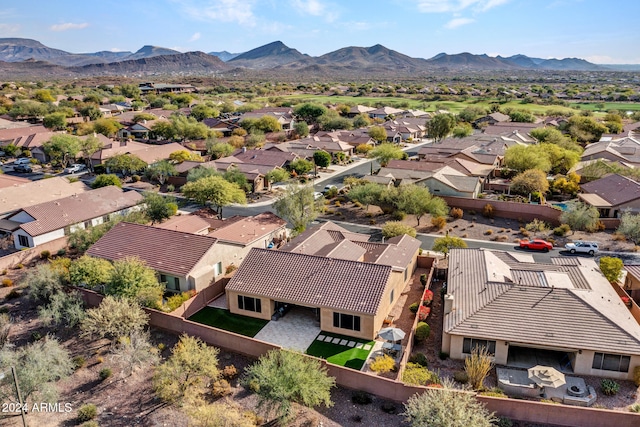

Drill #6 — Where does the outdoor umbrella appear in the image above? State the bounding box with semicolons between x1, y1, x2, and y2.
378;327;405;342
527;365;566;388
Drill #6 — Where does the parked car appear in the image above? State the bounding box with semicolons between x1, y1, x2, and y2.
565;241;599;255
63;163;86;174
13;164;32;173
519;239;553;252
313;192;323;200
14;157;32;165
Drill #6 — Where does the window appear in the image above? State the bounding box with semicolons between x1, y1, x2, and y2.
18;235;29;247
463;338;496;355
237;295;261;313
102;215;110;223
333;312;361;331
214;262;222;276
592;352;630;372
160;275;180;291
84;220;92;229
63;226;71;236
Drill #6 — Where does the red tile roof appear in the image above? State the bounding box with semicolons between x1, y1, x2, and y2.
86;222;218;277
208;212;286;245
226;248;392;315
16;186;142;237
580;174;640;206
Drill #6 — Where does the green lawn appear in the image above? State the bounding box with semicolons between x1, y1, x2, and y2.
306;332;375;370
188;307;268;337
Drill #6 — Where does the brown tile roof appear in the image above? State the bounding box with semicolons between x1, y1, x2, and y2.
222;149;297;168
0;174;30;189
208;212;286;246
226;248;392;315
280;222;369;254
579;174;640;206
0;177;90;215
153;215;211;234
16;186;142;237
86;222;218;277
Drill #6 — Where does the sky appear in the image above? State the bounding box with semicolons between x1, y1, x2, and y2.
2;0;640;64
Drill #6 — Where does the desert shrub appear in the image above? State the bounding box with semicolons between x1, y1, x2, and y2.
77;404;97;422
453;370;469;384
408;353;428;367
495;417;514;427
480;387;507;398
612;233;626;241
131;174;141;182
15;263;23;269
634;366;640;387
409;302;420;314
392;210;406;221
482;203;495;218
431;216;447;230
351;390;373;405
484;229;493;235
80;421;99;427
164;292;193;312
630;403;640;413
370;355;395;373
157;343;166;351
1;279;12;287
0;269;5;276
553;224;571;236
465;346;494;391
99;368;112;381
601;379;619;396
525;218;548;232
40;250;51;260
439;352;449;360
450;207;463;219
73;355;87;370
380;402;398;414
6;289;20;300
211;379;233;398
519;227;530;237
414;322;431;342
402;363;440;386
222;365;238;379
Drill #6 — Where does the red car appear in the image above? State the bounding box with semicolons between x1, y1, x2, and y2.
519;239;553;252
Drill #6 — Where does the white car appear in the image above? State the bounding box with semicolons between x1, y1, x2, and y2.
313;192;323;200
63;163;86;174
14;158;32;165
564;241;599;255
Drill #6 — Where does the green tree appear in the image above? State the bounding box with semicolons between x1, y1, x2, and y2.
273;185;319;234
599;257;623;283
320;116;352;131
81;296;149;341
510;169;550;196
43;112;67;130
34;89;55;103
242;349;335;421
91;173;122;189
348;182;385;210
393;185;449;225
206;141;234;159
25;264;64;303
79;135;104;172
458;106;487;123
617;212;640;244
69;255;114;288
432;235;468;256
151;120;177;140
265;168;290;184
154;334;220;405
313;150;331;169
223;167;251;192
0;338;74;404
255;115;283;133
246;130;266;148
368;126;388;143
352;113;372;128
293;103;327;125
106;257;163;307
190;104;220;121
452;123;473;138
105;153;147;176
370;143;404;167
146;160;177;185
403;383;495;427
288;158;314;175
567;115;608;143
79;105;103;121
560;201;600;232
43;134;81;167
182;175;246;218
169;150;202;163
186;166;220;183
110;331;160;377
133;113;156;123
508;109;535;123
143;192;178;224
427;113;456;143
93;118;123;137
38;291;86;329
120;84;141;99
294;120;310;138
504;145;552;173
382;221;417;238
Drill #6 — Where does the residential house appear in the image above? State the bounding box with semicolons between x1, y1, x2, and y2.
226;222;419;340
240;107;295;130
6;186;142;249
154;214;211;235
313;129;375;148
474;112;510;128
87;222;219;293
90;140;191;167
168;159;273;193
578;174;640;217
442;248;640;380
623;265;640;304
138;83;197;94
381;118;427;141
368;106;405;120
581;137;640;168
346;105;376;118
418;134;523;168
0;126;57;163
482;123;540;143
202;118;241;137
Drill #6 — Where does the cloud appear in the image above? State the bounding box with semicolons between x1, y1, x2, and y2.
290;0;338;22
189;32;201;42
50;22;89;32
172;0;256;26
444;17;474;29
415;0;508;13
0;23;20;33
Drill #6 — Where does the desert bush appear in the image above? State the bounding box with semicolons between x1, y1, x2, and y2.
482;203;495;218
164;292;193;312
402;363;440;386
450;207;463;219
392;210;406;221
15;263;24;269
484;229;493;235
157;343;166;351
73;355;87;370
465;346;494;391
601;379;620;396
414;322;431;342
131;174;141;182
480;387;507;398
453;370;469;384
212;379;233;398
634;366;640;387
612;233;627;241
352;390;373;405
519;227;530;237
222;365;238;379
80;421;99;427
553;224;571;236
592;220;606;232
77;404;98;422
40;250;51;260
5;289;20;300
525;218;548;232
409;352;428;367
439;352;449;360
409;302;420;314
1;279;12;287
370;355;395;373
630;403;640;413
99;368;112;381
495;417;514;427
431;216;447;230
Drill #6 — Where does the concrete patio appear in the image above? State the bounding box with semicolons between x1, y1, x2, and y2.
253;306;321;352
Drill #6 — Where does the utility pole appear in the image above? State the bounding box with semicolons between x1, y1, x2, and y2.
11;366;27;427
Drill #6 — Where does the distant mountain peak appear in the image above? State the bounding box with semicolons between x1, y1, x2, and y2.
229;41;307;69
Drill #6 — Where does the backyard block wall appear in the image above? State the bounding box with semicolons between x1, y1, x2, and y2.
0;236;67;271
441;196;563;225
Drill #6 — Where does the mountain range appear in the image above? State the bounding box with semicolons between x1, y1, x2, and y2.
0;37;635;79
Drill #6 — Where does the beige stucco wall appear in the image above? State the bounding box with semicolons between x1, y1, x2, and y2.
320;307;376;340
226;289;274;321
446;334;509;364
573;350;640;381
